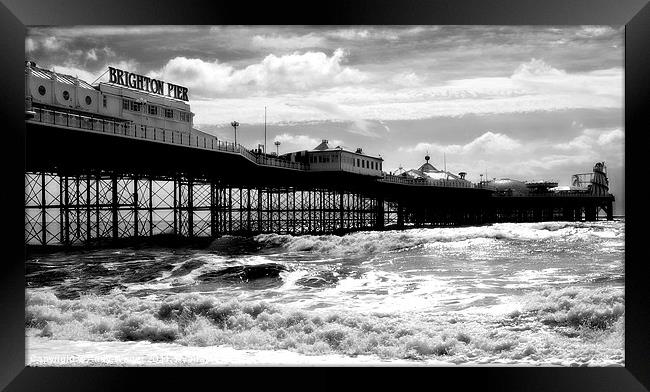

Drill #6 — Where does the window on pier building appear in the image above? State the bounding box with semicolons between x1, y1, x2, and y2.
164;108;174;118
357;158;360;167
102;95;107;108
123;99;141;112
179;112;191;122
148;105;158;115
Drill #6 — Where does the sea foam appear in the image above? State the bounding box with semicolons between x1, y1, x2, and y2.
254;221;623;256
26;284;624;365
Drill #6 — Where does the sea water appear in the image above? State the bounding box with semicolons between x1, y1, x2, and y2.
25;220;625;366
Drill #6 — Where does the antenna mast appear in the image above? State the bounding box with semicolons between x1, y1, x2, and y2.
264;106;267;155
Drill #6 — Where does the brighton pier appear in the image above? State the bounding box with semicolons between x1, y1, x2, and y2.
24;62;615;248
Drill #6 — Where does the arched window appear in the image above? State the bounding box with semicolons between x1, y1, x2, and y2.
38;86;46;95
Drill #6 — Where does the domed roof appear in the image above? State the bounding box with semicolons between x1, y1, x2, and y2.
408;155;465;181
418;154;438;173
418;162;438;172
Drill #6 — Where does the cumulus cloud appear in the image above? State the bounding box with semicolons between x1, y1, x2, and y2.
400;132;522;154
397;127;623;181
152;49;368;99
597;128;624;145
554;128;624;151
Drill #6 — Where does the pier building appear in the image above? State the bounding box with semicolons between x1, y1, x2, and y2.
281;139;383;177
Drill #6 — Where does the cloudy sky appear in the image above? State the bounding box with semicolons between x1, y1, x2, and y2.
26;25;625;213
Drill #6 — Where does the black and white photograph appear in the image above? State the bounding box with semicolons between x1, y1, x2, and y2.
23;24;626;367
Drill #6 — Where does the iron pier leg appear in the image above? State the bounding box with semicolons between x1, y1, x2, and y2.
240;187;244;233
173;177;178;236
292;188;297;235
40;172;47;245
396;201;404;229
320;190;325;233
133;175;139;238
188;179;194;237
149;177;153;236
111;173;118;240
59;175;64;244
210;182;216;237
86;175;91;243
75;175;81;241
339;191;344;231
308;190;312;233
227;187;233;234
258;188;263;233
300;190;305;234
376;196;384;230
247;188;252;233
95;174;100;240
63;175;70;245
606;200;614;221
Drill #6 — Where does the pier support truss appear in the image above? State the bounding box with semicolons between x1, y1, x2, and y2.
25;171;614;247
25;171;383;246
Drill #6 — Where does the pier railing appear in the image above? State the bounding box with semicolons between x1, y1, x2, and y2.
28;107;309;171
380;173;497;190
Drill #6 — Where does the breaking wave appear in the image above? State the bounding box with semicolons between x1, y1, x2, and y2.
254;221;624;256
26;284;624;365
25;220;625;365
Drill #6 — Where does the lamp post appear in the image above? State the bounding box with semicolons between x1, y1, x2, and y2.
230;121;239;145
274;140;281;156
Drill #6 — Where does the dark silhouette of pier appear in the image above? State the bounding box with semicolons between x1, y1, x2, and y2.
24;107;614;247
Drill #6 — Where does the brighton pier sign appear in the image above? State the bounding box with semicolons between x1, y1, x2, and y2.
108;66;189;101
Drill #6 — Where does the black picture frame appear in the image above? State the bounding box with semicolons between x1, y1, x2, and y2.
1;0;648;390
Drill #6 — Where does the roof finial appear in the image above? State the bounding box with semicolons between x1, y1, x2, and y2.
425;150;430;163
